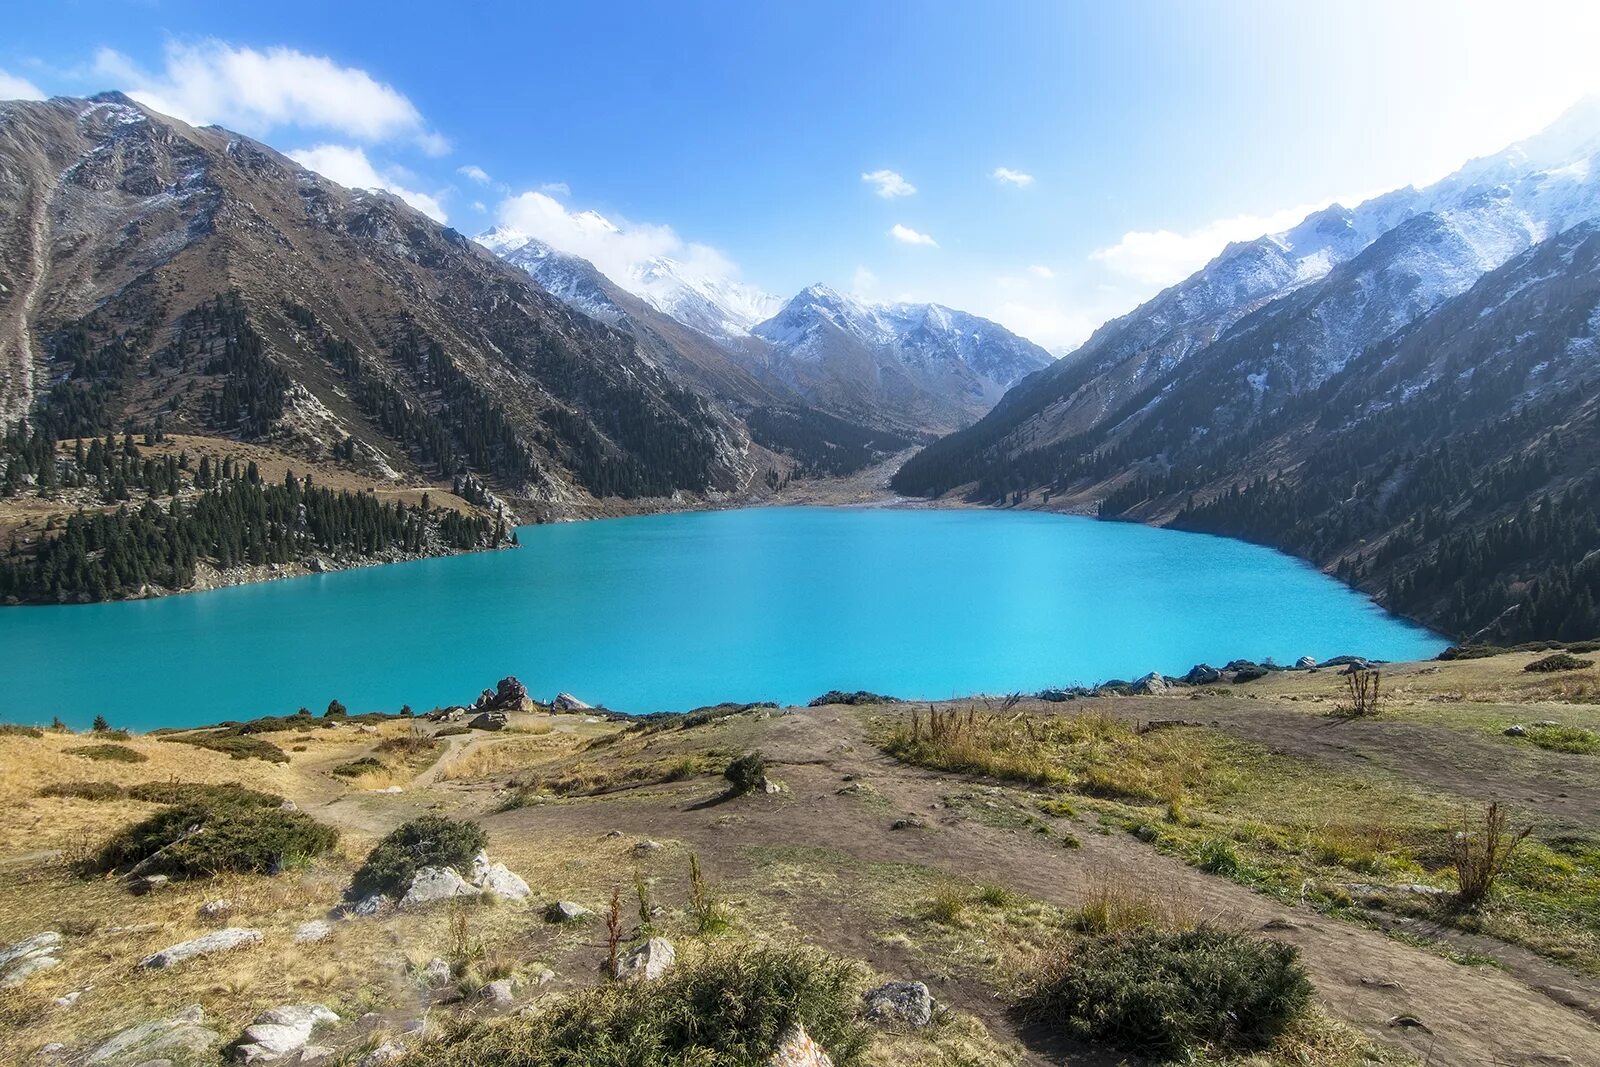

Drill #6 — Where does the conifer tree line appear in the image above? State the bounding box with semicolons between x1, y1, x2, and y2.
0;453;508;602
744;406;917;477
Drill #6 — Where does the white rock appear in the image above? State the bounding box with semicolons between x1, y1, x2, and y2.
767;1022;835;1067
0;932;59;969
863;980;935;1027
199;899;234;919
615;937;675;982
235;1004;337;1063
349;894;391;917
420;957;451;985
293;920;332;944
400;866;476;908
137;928;262;970
2;953;60;987
87;1006;218;1064
468;850;492;883
546;901;591;923
552;692;591;711
477;863;530;900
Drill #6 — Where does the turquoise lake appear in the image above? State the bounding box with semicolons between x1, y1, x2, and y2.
0;506;1446;730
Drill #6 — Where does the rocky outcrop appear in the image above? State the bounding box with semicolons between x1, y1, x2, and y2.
1129;672;1170;695
615;937;676;982
138;928;263;969
475;677;529;712
87;1005;220;1064
552;692;592;711
1;931;62;988
863;980;935;1027
233;1004;338;1064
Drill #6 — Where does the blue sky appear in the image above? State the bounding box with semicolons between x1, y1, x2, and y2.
7;0;1600;350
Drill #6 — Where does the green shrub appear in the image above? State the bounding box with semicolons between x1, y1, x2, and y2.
1527;724;1600;754
1022;926;1313;1058
723;751;768;794
1196;837;1242;876
332;756;386;778
349;816;487;898
38;781;126;801
1438;645;1506;660
82;789;335;879
64;743;147;763
163;732;289;763
397;944;870;1066
0;723;45;738
1525;653;1595;673
807;690;900;707
1566;639;1600;654
125;781;283;806
435;725;470;738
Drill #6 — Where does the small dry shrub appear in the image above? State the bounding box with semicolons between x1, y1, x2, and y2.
64;742;147;763
1451;801;1531;908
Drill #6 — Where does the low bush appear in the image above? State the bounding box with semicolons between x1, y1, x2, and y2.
349;816;488;898
723;751;768;794
1525;653;1595;673
82;786;335;879
1021;925;1312;1058
1528;723;1600;755
397;944;870;1066
163;732;289;763
807;690;901;707
1438;644;1507;660
38;780;126;800
1566;639;1600;654
0;723;45;738
125;781;282;806
64;743;147;763
331;756;386;778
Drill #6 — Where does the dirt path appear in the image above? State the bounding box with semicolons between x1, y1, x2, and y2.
482;709;1600;1067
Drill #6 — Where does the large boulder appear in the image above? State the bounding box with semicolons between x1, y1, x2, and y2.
545;901;591;923
1294;656;1318;669
1129;672;1170;695
1;931;62;988
234;1004;338;1063
468;710;508;731
615;937;675;982
863;980;935;1027
138;929;262;970
87;1006;220;1064
477;862;531;900
475;677;529;712
552;692;591;711
1183;664;1223;685
400;867;476;908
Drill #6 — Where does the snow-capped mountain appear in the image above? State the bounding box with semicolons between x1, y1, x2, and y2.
899;95;1600;461
750;284;1053;433
476;226;780;339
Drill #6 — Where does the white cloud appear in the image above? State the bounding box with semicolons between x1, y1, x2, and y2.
539;181;571;197
96;41;447;153
1027;264;1055;279
0;68;45;101
889;223;937;247
850;265;880;297
992;167;1035;188
458;164;492;184
861;169;916;198
1089;196;1361;286
471;200;487;213
494;190;752;301
289;144;447;223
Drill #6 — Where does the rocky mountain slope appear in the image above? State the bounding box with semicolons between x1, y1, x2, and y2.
481;231;1053;438
0;93;760;521
894;101;1600;642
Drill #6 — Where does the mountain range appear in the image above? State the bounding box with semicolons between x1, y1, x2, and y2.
476;228;1052;437
893;99;1600;642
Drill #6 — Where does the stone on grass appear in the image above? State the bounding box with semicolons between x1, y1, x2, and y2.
349;894;391;918
399;866;476;908
863;980;935;1027
1130;672;1170;695
293;921;332;944
420;957;451;985
2;936;62;986
545;901;591;923
359;1042;406;1067
615;937;675;982
1505;724;1528;737
127;874;169;896
137;929;262;970
632;840;664;856
767;1023;834;1067
480;979;515;1007
87;1006;219;1064
234;1004;338;1063
476;862;530;900
199;899;234;919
